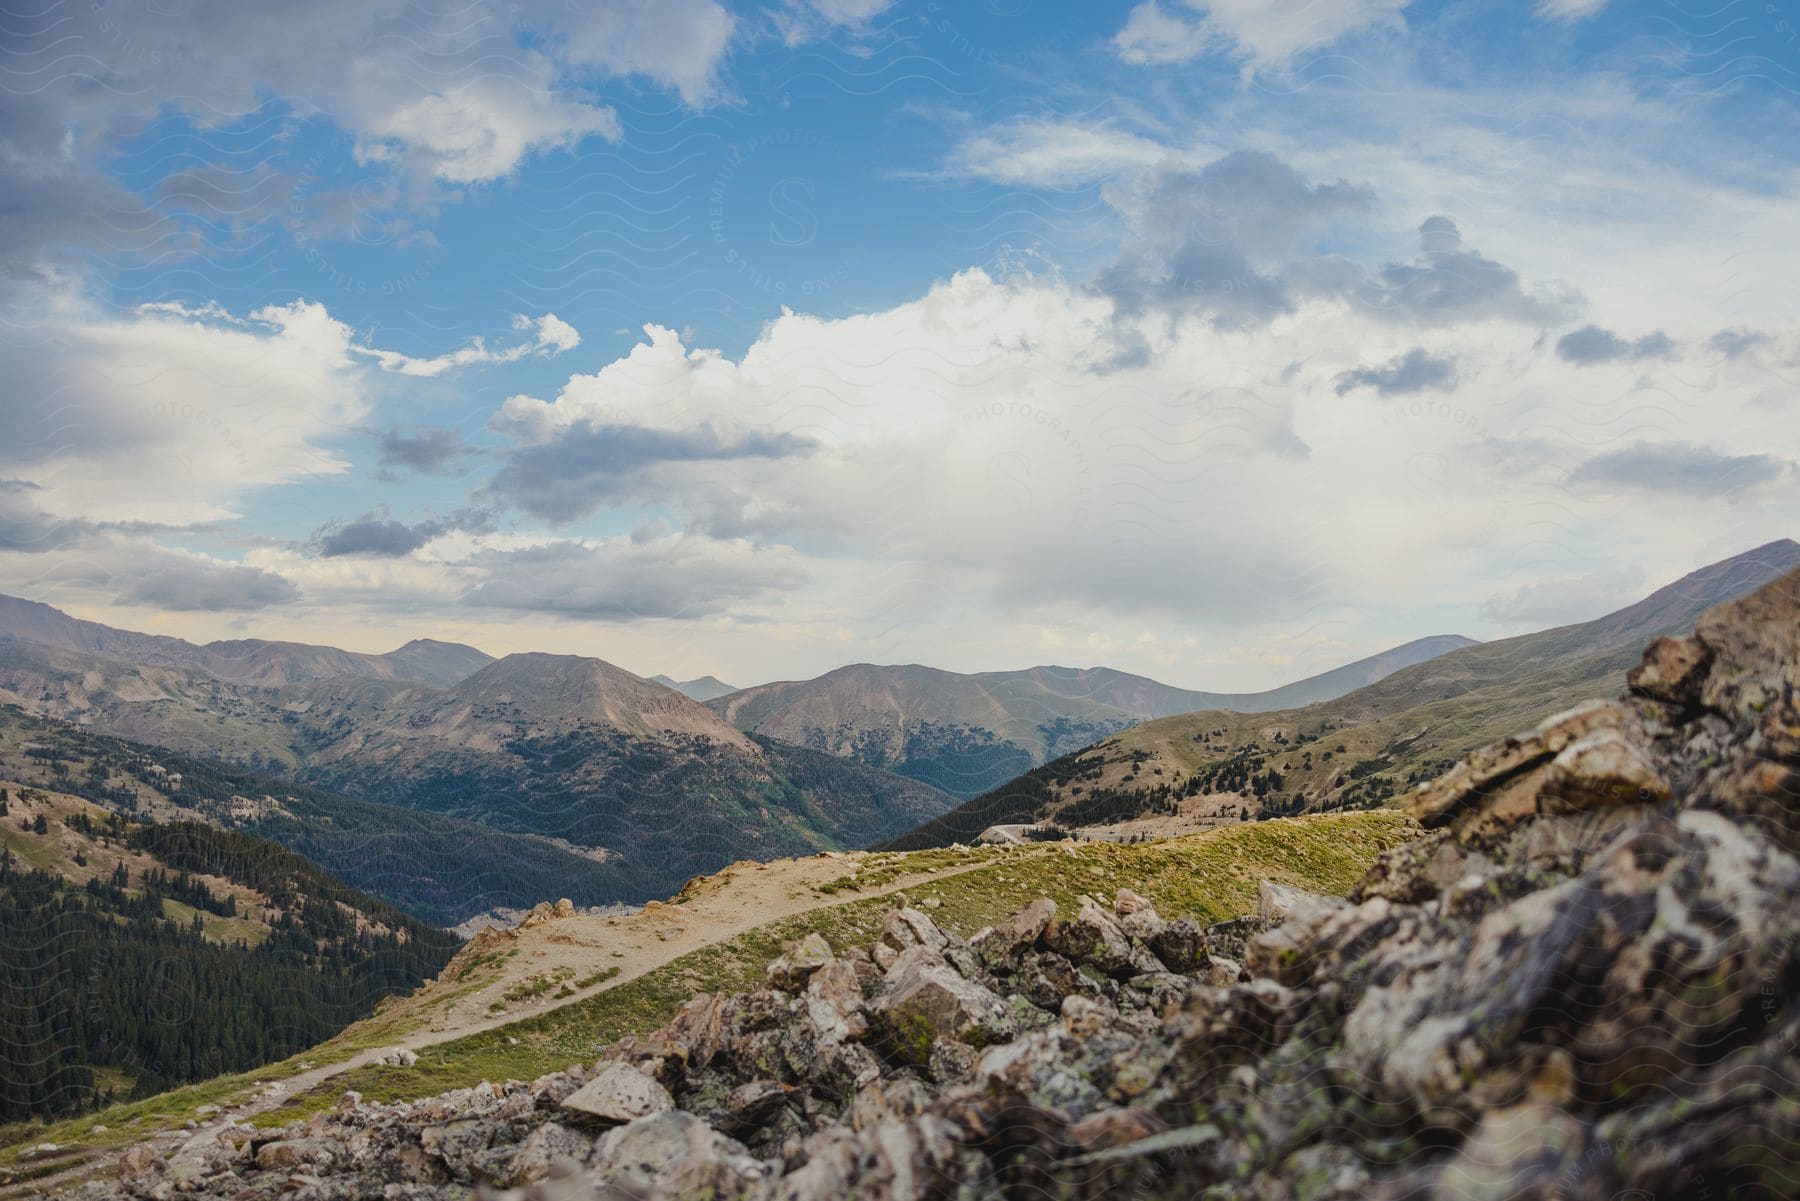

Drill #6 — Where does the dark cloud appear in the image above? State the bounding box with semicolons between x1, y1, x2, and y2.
0;0;735;288
1093;159;1565;332
1566;442;1787;497
461;537;804;620
0;481;89;553
1095;150;1372;326
155;164;295;232
0;481;187;553
310;507;493;558
1334;348;1457;396
117;562;300;611
486;423;815;524
377;427;479;480
1707;327;1768;359
1555;324;1676;364
1341;217;1571;327
0;95;175;292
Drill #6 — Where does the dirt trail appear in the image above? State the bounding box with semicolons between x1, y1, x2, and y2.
2;846;1009;1198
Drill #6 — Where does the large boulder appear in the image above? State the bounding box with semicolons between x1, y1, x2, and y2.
871;947;1018;1065
1043;898;1161;979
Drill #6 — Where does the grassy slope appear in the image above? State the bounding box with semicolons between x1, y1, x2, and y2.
260;809;1412;1120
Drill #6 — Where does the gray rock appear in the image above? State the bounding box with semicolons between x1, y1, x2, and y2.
589;1111;768;1199
501;1121;592;1186
767;932;834;991
871;946;1017;1064
972;897;1056;969
560;1062;673;1124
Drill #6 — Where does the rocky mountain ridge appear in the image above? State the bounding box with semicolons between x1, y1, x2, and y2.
709;636;1479;800
0;596;494;689
92;563;1800;1199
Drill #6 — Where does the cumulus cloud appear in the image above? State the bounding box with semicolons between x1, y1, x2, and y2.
0;297;556;531
1087;163;1564;332
0;483;92;554
356;79;621;185
1097;151;1371;325
1;1;732;185
1334;348;1457;396
1340;216;1573;327
1113;0;1412;71
527;0;736;106
1555;325;1676;364
772;0;898;43
1567;442;1788;497
461;534;805;620
0;298;366;525
0;0;738;291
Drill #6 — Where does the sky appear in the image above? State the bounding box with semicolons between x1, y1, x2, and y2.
1;0;1797;691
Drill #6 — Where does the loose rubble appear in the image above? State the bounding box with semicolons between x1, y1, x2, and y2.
95;569;1800;1199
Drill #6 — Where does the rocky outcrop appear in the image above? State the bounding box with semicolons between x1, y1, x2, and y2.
99;568;1800;1200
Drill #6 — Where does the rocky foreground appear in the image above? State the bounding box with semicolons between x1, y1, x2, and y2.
103;569;1800;1200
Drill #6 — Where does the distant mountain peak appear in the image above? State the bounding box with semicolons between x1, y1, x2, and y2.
650;673;740;702
456;654;754;749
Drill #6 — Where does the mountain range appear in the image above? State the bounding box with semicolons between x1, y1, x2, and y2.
0;615;955;918
881;538;1800;848
707;635;1478;798
0;594;493;687
2;539;1793;920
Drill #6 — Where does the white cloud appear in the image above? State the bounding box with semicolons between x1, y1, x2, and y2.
1115;0;1413;71
1535;0;1608;21
354;313;582;377
1113;2;1216;65
0;297;366;526
0;296;578;534
356;77;621;184
3;0;735;206
526;0;737;107
942;120;1181;188
462;219;1800;685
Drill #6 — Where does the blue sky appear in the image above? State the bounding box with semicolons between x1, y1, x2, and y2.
2;0;1797;689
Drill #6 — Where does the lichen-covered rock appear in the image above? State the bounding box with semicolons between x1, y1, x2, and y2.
972;896;1055;969
500;1120;592;1186
1043;897;1162;980
559;1062;673;1123
766;932;834;991
585;1111;768;1199
871;946;1017;1065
